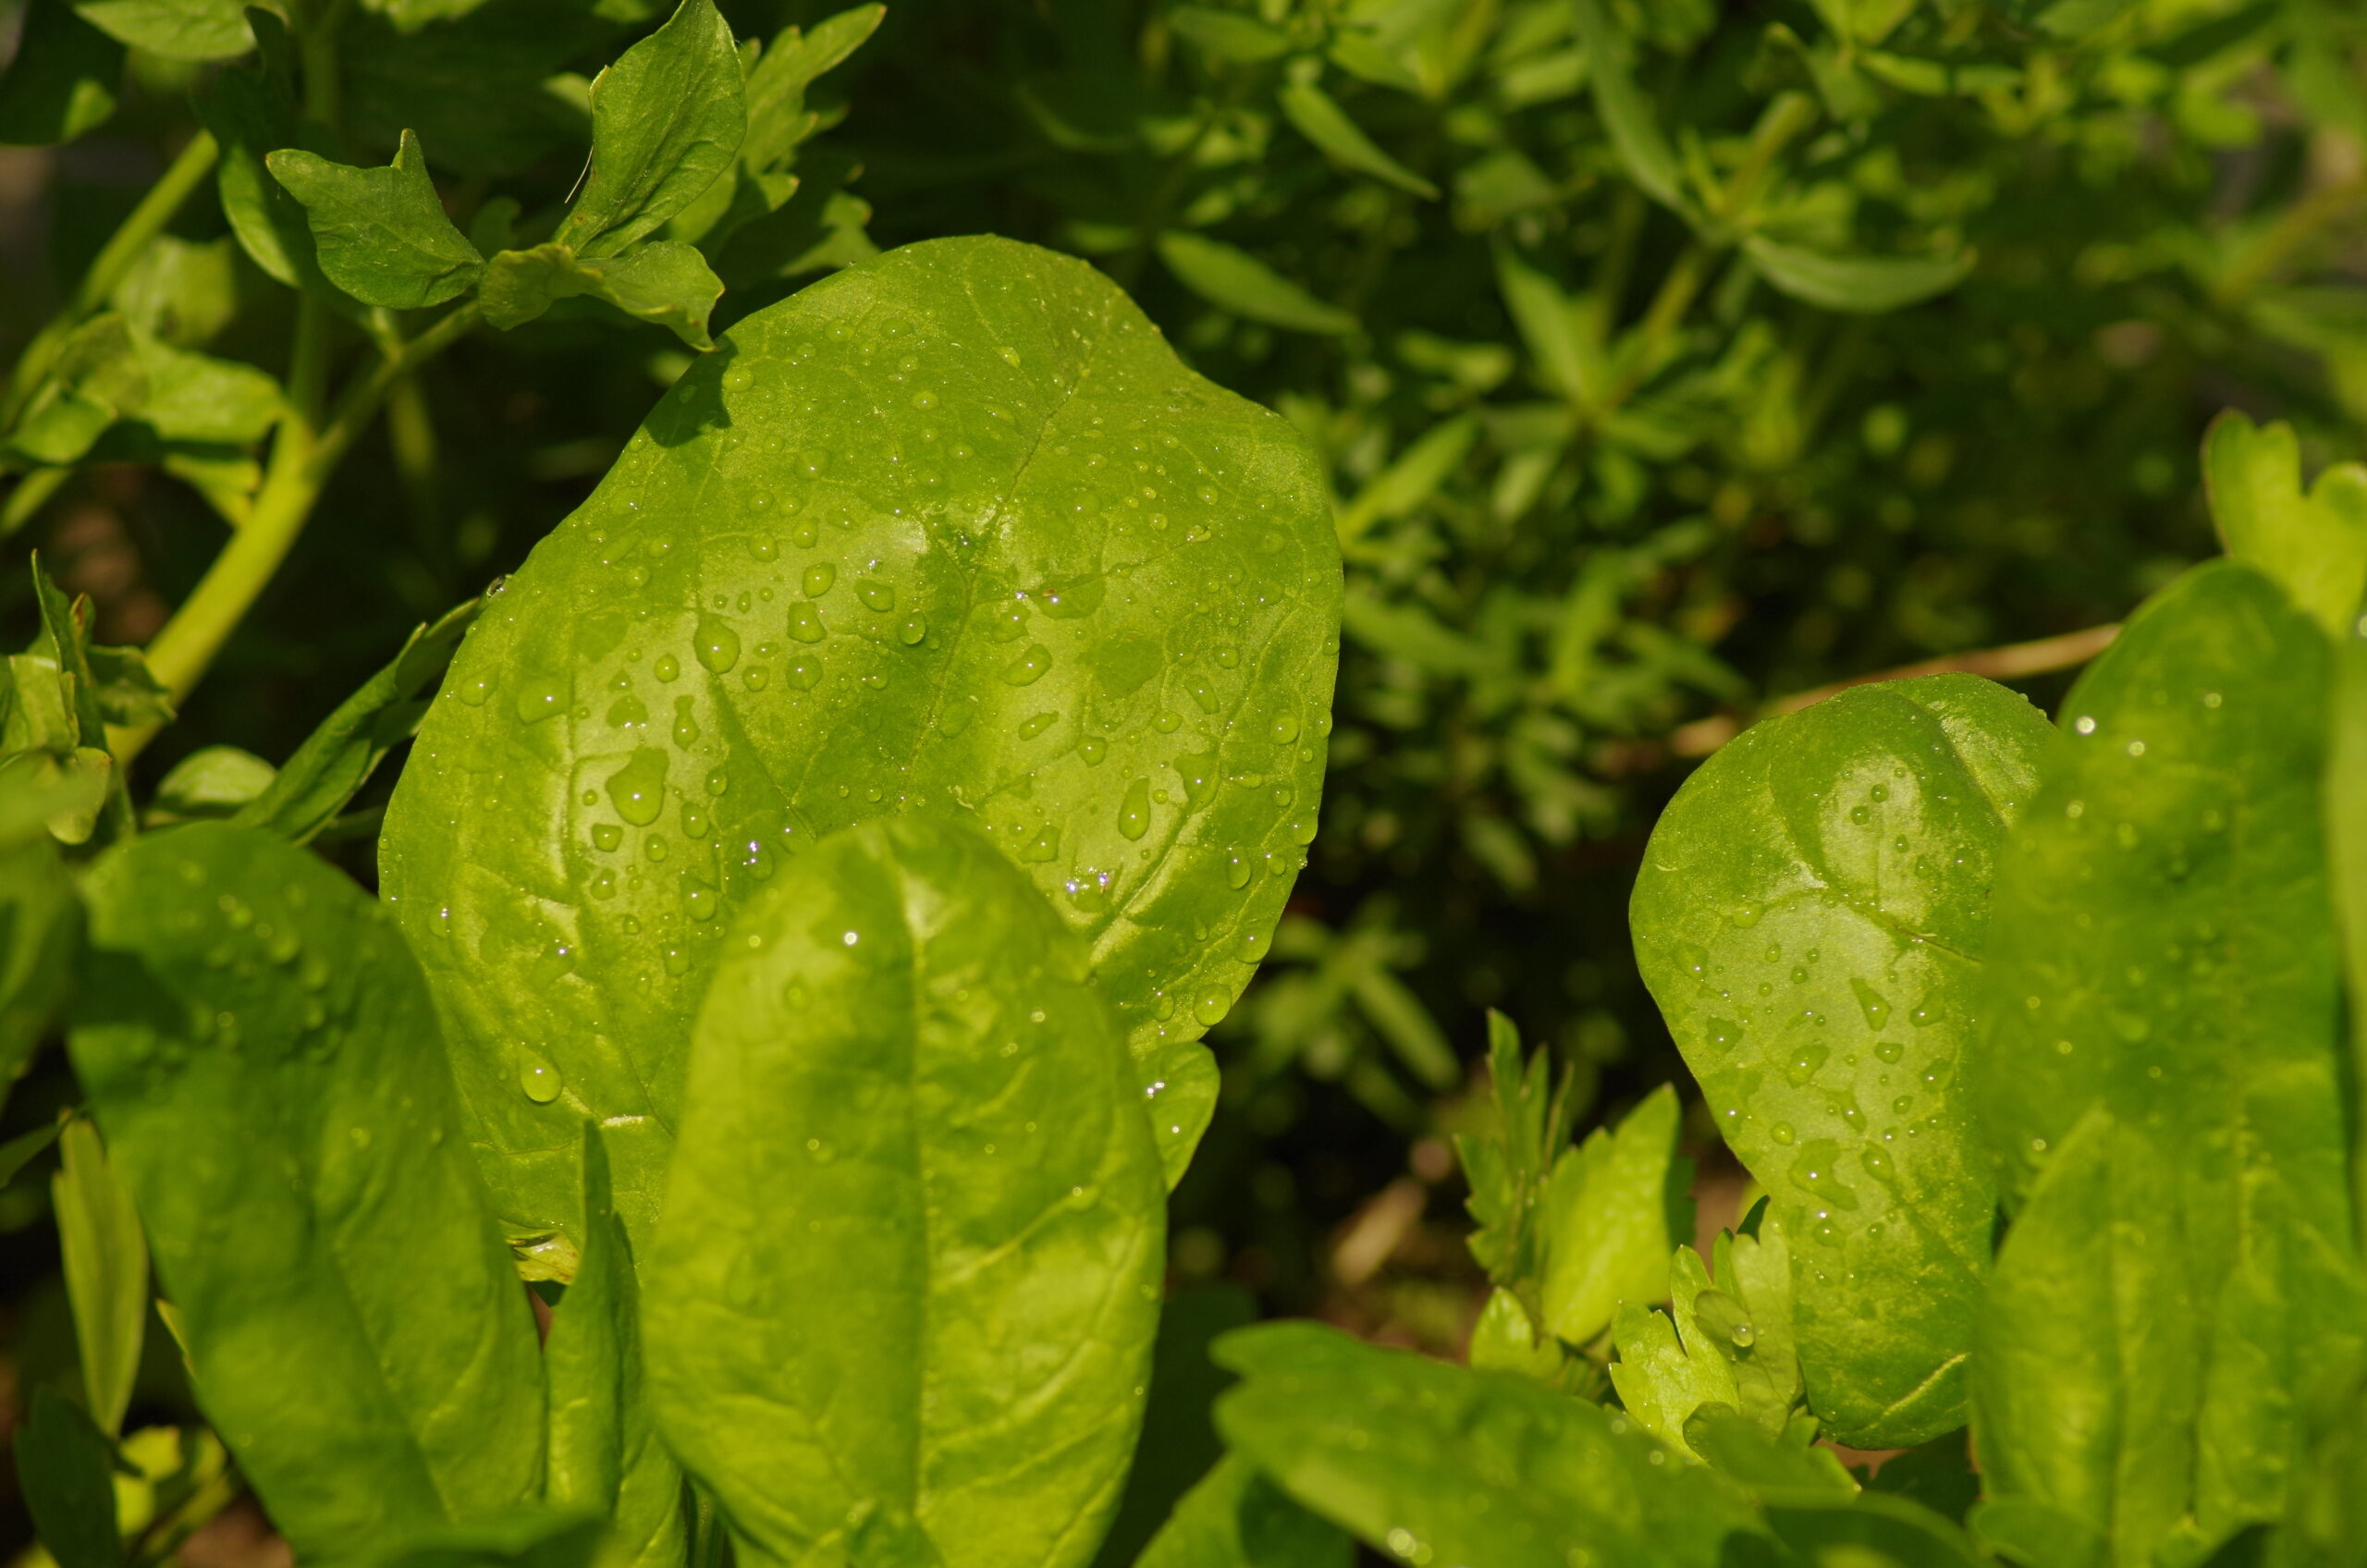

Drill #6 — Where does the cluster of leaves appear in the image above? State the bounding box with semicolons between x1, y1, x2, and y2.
833;0;2367;1147
1365;412;2367;1565
6;234;1345;1568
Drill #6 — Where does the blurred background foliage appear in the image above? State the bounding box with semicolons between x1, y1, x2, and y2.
0;0;2363;1458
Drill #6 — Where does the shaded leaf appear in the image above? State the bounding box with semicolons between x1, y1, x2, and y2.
2201;411;2367;638
67;823;546;1562
70;0;248;61
1214;1321;1764;1568
17;1387;119;1568
0;0;122;146
1741;236;1974;315
1157;233;1356;335
480;239;723;349
1276;77;1436;200
1134;1456;1349;1568
233;599;477;843
54;1116;146;1436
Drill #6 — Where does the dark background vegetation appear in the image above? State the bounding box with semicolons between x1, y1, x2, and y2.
1;0;2362;1527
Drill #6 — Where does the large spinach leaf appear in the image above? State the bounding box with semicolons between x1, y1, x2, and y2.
1212;1321;1764;1568
643;815;1164;1568
383;235;1340;1242
66;823;546;1562
1972;561;2364;1543
1630;674;2050;1446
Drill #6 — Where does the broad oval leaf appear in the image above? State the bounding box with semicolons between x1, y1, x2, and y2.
1971;561;2365;1537
382;234;1340;1241
1631;673;2052;1447
1212;1321;1764;1568
643;815;1164;1568
66;822;545;1562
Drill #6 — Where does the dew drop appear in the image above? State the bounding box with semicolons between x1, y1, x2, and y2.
857;579;897;612
1002;644;1052;685
1118;777;1152;840
655;654;681;682
515;673;567;724
1192;986;1231;1026
694;616;741;674
606;749;668;827
519;1048;562;1104
803;563;837;597
898;613;928;645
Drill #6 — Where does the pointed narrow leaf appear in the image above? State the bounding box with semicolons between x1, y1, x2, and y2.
233;600;480;844
1973;561;2365;1540
67;823;545;1562
1568;0;1691;218
1134;1456;1349;1568
558;0;744;257
267;130;484;310
17;1388;119;1568
1742;236;1973;315
1156;233;1356;335
54;1117;147;1437
1213;1322;1764;1568
1632;673;2051;1446
644;816;1164;1568
544;1128;681;1568
1275;78;1436;200
382;236;1340;1242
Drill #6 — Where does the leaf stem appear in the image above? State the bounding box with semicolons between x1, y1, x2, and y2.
0;467;71;540
2;130;220;428
114;303;482;762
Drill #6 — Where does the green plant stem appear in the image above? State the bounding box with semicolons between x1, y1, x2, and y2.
115;304;482;762
0;467;70;539
2;130;220;428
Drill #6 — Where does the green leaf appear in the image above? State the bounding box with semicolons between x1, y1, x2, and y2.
337;1;606;181
194;12;323;293
67;823;546;1562
16;1387;120;1568
70;0;250;61
1568;0;1692;219
9;314;149;465
1275;77;1436;200
0;0;122;146
1971;1109;2191;1568
2201;411;2367;639
0;836;80;1102
1335;415;1476;548
1213;1322;1766;1568
1493;247;1602;406
1156;232;1356;335
1741;236;1974;315
1466;1287;1566;1382
0;1116;64;1189
266;130;484;311
480;239;723;349
1094;1286;1258;1568
381;235;1340;1240
110;235;239;349
643;816;1165;1568
1972;561;2366;1541
1134;1456;1349;1568
1168;7;1292;63
558;0;744;258
1612;1219;1807;1454
543;1128;682;1568
738;5;880;173
1631;673;2052;1447
53;1117;146;1437
1764;1492;1989;1568
366;1511;607;1568
153;746;275;821
232;599;478;843
1538;1083;1690;1347
1453;1012;1576;1307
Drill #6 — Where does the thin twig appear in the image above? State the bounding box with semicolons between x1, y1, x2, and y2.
1669;622;2121;757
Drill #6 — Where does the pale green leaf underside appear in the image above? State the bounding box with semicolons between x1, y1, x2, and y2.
1631;673;2051;1447
382;235;1341;1243
643;816;1164;1568
66;823;544;1563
